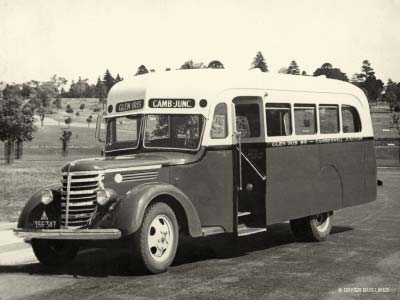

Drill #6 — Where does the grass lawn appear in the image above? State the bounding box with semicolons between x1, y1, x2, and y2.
0;159;69;222
370;110;400;139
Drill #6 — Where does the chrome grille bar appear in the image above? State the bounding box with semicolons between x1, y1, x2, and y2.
65;173;71;227
61;171;101;229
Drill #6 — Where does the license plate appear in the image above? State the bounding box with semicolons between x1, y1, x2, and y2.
34;220;57;229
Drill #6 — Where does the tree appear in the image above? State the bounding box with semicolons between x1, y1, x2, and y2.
313;63;349;81
115;74;123;82
135;65;149;76
65;104;73;114
68;77;92;98
60;128;72;156
95;77;108;109
179;60;204;69
103;69;116;91
0;84;35;163
250;51;268;72
79;103;85;111
352;60;383;103
386;79;399;111
86;115;93;127
53;98;62;111
286;61;300;75
21;84;31;98
37;106;46;127
302;71;307;76
208;60;224;69
361;60;375;79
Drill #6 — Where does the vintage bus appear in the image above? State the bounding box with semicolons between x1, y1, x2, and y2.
15;69;377;274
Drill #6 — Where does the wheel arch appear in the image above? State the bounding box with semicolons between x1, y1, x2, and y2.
113;182;202;237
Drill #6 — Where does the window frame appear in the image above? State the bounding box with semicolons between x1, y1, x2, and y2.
210;103;229;139
143;113;206;152
318;104;340;134
105;115;143;153
293;104;317;136
341;104;362;133
265;103;293;137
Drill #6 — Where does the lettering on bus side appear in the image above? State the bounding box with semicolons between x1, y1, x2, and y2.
116;99;144;112
148;99;195;109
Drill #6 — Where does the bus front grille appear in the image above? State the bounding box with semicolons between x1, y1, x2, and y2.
61;173;101;228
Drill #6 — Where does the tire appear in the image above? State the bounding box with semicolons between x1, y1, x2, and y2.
290;211;333;242
131;202;179;274
31;239;79;266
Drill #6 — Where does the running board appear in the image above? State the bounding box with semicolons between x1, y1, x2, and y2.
202;226;225;236
238;211;251;217
237;224;266;236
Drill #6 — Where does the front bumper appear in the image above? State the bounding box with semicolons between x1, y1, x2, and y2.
14;228;122;241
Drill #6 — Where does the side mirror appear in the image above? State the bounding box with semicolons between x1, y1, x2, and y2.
95;116;105;142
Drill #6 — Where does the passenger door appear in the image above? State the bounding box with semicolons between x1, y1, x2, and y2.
233;96;267;229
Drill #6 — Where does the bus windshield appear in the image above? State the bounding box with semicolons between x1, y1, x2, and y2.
106;115;142;150
144;114;204;150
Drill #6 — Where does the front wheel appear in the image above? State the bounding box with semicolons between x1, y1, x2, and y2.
131;202;179;274
290;211;333;242
31;239;79;266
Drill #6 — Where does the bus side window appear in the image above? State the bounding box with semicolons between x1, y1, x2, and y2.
294;104;317;135
266;103;292;136
319;105;339;134
210;103;228;139
342;105;362;133
235;104;260;138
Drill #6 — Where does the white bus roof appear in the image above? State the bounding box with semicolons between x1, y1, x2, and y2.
106;69;368;118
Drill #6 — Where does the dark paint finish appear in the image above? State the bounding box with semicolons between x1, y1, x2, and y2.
266;140;377;225
63;149;208;173
237;144;267;227
266;144;320;224
112;182;202;237
18;139;377;240
17;184;61;229
170;149;234;232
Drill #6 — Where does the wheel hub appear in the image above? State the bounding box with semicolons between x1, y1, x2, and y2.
148;215;174;262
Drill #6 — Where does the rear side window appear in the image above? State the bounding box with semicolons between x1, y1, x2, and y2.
294;104;317;135
235;104;260;138
342;105;361;133
210;103;228;139
319;105;339;134
266;103;292;136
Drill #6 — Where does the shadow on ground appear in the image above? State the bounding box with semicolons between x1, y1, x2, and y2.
0;224;353;277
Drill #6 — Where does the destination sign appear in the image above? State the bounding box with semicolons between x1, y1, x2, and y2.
149;99;195;109
116;99;144;112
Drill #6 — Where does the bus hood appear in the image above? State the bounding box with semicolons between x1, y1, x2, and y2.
61;151;204;173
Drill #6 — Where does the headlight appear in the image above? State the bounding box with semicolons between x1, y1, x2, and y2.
97;189;111;206
40;189;54;205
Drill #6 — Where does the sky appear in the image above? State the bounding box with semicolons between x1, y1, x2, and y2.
1;0;400;84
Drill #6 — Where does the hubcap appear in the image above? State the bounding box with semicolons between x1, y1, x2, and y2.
315;213;330;232
147;214;174;262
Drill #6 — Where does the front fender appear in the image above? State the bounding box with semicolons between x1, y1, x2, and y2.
113;182;202;237
17;184;62;228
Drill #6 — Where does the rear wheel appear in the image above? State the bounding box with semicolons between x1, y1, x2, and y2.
31;239;79;266
131;202;179;274
290;211;333;242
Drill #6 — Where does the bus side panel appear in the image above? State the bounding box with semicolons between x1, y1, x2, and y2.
170;149;234;232
364;140;377;204
266;145;319;225
313;143;343;214
338;141;367;208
